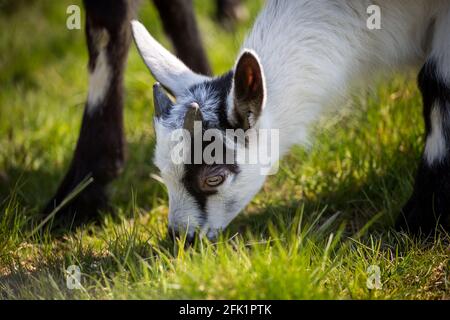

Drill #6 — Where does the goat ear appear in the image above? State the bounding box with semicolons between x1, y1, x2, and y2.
153;83;173;118
230;50;265;130
131;20;208;96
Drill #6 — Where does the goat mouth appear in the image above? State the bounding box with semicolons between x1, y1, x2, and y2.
167;226;219;245
205;229;219;242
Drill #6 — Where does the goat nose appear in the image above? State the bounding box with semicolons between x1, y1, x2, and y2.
167;227;180;242
167;227;195;245
185;233;195;245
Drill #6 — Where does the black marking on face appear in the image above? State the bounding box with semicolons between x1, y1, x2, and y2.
182;164;239;214
157;71;242;218
179;71;242;216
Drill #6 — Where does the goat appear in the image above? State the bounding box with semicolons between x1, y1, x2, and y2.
43;0;244;226
131;0;450;241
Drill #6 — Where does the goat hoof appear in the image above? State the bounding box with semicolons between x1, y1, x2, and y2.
396;197;448;235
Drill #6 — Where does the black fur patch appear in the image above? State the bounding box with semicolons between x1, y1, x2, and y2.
418;60;450;141
181;72;241;217
397;59;450;233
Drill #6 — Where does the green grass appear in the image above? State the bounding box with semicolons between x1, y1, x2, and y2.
0;0;449;300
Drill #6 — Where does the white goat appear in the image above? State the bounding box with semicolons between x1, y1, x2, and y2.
132;0;450;240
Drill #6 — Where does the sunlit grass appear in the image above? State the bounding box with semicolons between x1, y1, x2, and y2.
0;0;448;299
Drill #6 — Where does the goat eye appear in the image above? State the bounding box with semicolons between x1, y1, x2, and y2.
205;175;224;187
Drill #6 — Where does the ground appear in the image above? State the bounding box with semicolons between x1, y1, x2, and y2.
0;0;449;299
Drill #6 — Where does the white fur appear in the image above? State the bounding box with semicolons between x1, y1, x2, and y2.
87;30;110;114
429;5;450;82
203;153;267;234
242;0;449;156
135;0;450;237
425;104;447;165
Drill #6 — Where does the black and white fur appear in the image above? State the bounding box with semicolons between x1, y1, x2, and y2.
132;0;450;239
